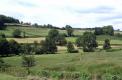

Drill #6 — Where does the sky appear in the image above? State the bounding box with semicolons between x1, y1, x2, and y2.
0;0;122;30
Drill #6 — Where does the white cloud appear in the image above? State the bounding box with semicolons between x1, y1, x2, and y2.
0;0;122;30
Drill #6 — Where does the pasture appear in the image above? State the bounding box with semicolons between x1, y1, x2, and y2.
2;50;122;79
1;26;122;80
0;26;86;37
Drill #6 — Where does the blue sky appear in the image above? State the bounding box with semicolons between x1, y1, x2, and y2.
0;0;122;30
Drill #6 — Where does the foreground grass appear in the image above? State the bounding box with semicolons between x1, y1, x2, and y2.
0;73;19;80
3;50;122;74
0;49;121;79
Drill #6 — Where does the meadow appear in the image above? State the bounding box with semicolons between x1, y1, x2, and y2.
0;26;122;80
0;26;86;37
2;49;122;80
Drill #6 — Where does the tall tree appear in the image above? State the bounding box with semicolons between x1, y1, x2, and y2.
48;29;59;41
65;25;74;37
82;32;98;52
48;29;67;46
41;37;57;54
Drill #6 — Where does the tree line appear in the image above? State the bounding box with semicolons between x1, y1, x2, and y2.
0;27;113;57
94;25;114;36
0;15;19;30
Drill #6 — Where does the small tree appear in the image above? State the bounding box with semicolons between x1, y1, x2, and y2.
67;42;78;53
75;36;83;47
12;29;21;38
103;39;111;50
22;55;36;75
65;25;74;37
48;29;59;39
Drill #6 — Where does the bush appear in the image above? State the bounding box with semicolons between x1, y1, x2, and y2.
103;39;111;50
67;42;78;53
12;29;21;38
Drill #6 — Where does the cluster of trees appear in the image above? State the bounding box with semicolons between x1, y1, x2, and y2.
0;37;21;56
76;31;111;52
76;32;98;52
0;15;19;30
94;25;114;36
36;29;67;54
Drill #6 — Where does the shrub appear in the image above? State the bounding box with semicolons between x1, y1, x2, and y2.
12;29;21;38
67;42;78;53
22;55;36;75
103;39;111;50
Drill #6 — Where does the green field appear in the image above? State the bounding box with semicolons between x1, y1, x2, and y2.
1;26;122;79
0;26;86;37
1;50;122;79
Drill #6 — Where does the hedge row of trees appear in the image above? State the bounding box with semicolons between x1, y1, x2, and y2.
0;26;113;57
76;32;111;52
94;25;114;36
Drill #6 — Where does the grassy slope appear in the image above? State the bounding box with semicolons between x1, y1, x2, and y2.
2;26;122;45
0;26;86;37
3;50;122;74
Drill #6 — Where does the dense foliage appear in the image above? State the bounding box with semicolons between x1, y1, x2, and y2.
94;25;114;36
0;38;21;56
0;15;19;23
67;42;78;53
0;15;19;30
41;37;57;54
12;29;21;38
82;32;98;52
